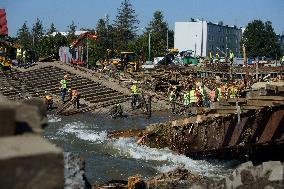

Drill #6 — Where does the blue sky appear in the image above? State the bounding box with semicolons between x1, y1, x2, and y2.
1;0;283;37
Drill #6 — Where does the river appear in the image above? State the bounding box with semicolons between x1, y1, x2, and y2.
44;112;238;184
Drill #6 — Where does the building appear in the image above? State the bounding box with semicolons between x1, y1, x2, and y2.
50;31;88;37
277;34;284;54
174;19;242;58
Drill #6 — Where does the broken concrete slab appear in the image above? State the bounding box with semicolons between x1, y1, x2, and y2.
0;135;64;189
0;105;16;136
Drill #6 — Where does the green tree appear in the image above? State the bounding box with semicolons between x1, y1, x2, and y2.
263;21;282;59
241;20;281;59
113;0;139;51
47;22;57;35
93;18;110;61
141;11;172;60
40;33;68;60
66;21;77;43
16;21;32;50
32;18;45;58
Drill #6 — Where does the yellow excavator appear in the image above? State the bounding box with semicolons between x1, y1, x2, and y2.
105;50;142;72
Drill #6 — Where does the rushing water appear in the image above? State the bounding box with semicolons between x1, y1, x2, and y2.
44;112;238;184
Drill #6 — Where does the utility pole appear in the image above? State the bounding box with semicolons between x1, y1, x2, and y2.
148;33;151;61
86;38;89;68
201;18;204;57
166;29;169;50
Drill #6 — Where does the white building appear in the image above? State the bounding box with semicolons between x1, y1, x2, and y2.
174;19;242;57
50;31;88;37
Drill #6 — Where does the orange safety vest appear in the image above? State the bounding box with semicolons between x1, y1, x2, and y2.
210;90;216;102
72;90;78;97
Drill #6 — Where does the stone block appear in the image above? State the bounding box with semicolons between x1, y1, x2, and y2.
0;135;64;189
0;105;16;136
261;161;283;181
15;104;43;134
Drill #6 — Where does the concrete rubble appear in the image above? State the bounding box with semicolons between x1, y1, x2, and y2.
0;95;91;189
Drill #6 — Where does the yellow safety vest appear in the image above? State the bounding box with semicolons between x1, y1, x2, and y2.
229;52;234;59
60;79;67;89
217;88;222;101
131;84;138;94
183;92;190;106
190;90;197;103
282;55;284;62
17;49;22;56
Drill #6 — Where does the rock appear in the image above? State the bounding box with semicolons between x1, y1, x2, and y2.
0;105;16;136
0;135;64;189
64;152;91;189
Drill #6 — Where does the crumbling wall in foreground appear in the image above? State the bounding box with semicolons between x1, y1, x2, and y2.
0;96;64;189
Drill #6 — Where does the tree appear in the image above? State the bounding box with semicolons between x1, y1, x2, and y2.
93;18;110;61
66;21;77;43
142;11;172;59
32;18;45;58
40;33;68;60
47;22;57;35
16;21;32;50
113;0;139;51
241;20;281;59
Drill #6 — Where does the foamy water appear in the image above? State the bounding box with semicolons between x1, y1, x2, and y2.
57;120;232;178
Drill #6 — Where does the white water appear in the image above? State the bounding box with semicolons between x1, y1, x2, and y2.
58;120;232;178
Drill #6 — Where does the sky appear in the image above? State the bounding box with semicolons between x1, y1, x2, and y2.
1;0;284;37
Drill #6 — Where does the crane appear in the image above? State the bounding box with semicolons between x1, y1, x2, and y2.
70;32;98;65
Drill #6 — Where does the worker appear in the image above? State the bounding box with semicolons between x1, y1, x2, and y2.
210;87;216;108
16;48;22;65
22;49;27;64
281;55;284;65
183;90;190;114
71;89;80;109
131;82;139;110
229;50;234;65
216;85;222;102
215;52;220;63
199;85;208;107
189;87;197;107
209;51;213;64
44;94;53;111
110;103;123;118
169;90;177;114
60;75;68;103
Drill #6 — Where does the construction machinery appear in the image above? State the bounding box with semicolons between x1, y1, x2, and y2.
105;51;142;72
70;32;97;65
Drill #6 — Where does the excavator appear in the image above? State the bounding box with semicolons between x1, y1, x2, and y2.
104;50;143;72
70;32;97;65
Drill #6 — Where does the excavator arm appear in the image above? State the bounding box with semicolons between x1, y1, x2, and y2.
71;32;98;48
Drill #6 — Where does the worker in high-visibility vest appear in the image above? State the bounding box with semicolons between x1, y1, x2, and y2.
281;55;284;65
215;52;220;63
60;75;68;103
22;49;27;64
216;86;222;102
209;51;213;64
229;50;234;65
16;48;22;64
169;90;177;114
71;89;80;109
183;90;190;113
189;88;197;106
131;82;139;110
